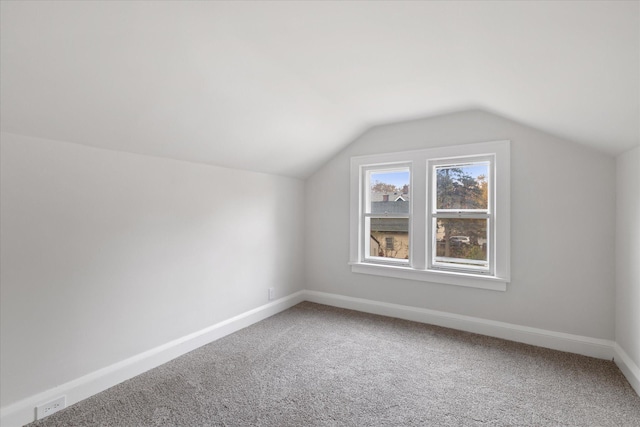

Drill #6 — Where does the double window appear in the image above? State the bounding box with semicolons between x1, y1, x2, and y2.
349;141;510;291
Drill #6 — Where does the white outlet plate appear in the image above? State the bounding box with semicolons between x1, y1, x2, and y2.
268;288;275;300
36;395;66;420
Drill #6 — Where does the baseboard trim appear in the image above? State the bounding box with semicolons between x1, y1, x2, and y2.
3;289;636;427
302;290;616;360
305;290;640;397
0;291;306;427
614;343;640;396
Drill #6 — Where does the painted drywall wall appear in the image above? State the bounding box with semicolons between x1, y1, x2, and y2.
616;146;640;369
306;110;616;340
0;132;305;407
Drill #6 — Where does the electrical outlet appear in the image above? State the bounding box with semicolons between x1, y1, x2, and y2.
268;287;275;300
36;396;66;420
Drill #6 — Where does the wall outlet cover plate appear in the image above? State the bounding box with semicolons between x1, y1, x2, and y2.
36;395;66;420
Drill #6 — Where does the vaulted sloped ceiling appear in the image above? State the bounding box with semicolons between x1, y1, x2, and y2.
1;1;638;178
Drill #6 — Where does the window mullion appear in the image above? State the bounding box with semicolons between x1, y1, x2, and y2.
411;160;426;269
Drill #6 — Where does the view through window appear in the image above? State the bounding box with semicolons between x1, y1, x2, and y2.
432;162;490;271
365;168;410;262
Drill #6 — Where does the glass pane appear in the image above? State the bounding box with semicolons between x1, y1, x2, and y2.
368;169;410;214
369;218;409;260
434;218;488;268
435;162;488;210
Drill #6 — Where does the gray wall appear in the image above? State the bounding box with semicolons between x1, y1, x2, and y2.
616;147;640;370
0;132;305;406
1;112;631;409
306;110;616;339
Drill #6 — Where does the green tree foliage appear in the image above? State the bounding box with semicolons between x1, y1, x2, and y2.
436;168;487;259
371;181;400;193
437;168;485;209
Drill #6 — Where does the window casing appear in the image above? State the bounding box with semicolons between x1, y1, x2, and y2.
349;141;510;291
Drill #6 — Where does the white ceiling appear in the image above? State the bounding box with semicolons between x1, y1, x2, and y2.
1;1;638;178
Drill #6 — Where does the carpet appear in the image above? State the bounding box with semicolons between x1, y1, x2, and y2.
28;302;640;426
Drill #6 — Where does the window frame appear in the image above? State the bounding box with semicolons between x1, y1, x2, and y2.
428;156;493;275
349;140;510;292
361;163;412;266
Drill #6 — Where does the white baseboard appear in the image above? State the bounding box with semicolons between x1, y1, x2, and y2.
614;343;640;396
302;290;616;360
302;291;640;396
0;291;306;427
3;289;636;427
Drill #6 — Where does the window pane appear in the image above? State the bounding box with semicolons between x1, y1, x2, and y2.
436;162;488;210
368;170;410;214
369;218;409;260
434;218;488;268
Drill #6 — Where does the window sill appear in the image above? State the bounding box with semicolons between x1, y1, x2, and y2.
349;262;508;291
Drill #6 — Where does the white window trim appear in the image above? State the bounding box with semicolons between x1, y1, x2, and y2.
349;140;510;292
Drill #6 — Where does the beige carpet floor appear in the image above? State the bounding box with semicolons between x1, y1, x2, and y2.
29;302;640;426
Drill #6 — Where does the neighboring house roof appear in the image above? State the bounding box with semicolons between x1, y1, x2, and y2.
371;218;409;233
371;201;410;215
